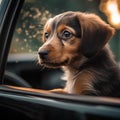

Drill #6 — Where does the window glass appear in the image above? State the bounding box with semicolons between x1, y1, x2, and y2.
0;0;2;5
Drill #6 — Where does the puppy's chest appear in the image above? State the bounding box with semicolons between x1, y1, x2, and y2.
63;69;94;94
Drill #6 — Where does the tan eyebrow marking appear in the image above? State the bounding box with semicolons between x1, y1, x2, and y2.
57;25;76;34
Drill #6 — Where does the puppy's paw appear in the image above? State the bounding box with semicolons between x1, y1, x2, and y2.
50;88;67;94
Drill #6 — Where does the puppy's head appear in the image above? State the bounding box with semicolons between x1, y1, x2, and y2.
38;11;115;68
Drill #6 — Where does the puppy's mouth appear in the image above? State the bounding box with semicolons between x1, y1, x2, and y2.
40;59;69;67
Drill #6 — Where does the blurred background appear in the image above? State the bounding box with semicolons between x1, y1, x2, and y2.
5;0;120;90
10;0;120;61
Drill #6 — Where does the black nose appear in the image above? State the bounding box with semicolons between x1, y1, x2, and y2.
38;50;49;60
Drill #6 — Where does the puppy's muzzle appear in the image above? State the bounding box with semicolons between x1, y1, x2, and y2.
38;50;49;60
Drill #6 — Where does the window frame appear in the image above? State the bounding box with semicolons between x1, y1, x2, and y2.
0;0;24;81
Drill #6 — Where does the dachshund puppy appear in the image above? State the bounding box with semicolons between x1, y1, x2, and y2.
38;11;120;97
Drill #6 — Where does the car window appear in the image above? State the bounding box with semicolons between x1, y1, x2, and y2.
6;0;120;91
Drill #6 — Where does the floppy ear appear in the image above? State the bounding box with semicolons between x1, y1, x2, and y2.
76;12;115;58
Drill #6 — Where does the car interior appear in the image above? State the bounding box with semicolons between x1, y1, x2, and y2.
0;0;120;120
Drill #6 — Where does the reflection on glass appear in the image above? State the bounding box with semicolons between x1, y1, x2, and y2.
0;0;2;5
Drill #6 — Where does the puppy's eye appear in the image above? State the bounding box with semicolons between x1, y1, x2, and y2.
45;32;49;39
62;30;72;39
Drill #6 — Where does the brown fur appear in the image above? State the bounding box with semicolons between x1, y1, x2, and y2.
38;11;120;97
